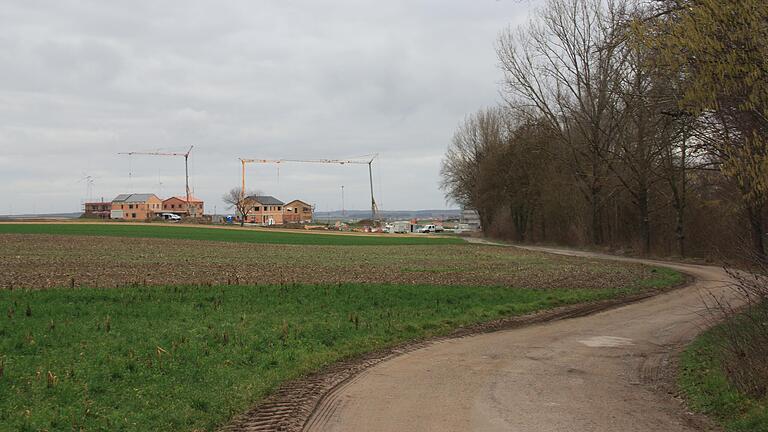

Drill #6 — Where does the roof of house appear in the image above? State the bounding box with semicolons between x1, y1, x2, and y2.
285;199;311;207
163;196;204;203
112;193;159;203
246;195;284;205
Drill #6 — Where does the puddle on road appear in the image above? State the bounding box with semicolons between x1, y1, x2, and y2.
578;336;635;348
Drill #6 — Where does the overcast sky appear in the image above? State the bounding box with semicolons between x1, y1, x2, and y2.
0;0;540;215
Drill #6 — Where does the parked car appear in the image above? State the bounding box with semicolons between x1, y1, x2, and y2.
420;224;436;233
161;213;182;222
434;225;445;232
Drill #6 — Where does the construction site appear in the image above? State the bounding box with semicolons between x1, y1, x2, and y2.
82;146;208;222
76;147;464;232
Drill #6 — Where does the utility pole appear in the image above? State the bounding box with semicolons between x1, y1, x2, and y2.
341;185;345;218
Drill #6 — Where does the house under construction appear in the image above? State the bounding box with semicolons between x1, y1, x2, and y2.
82;193;206;221
243;195;313;225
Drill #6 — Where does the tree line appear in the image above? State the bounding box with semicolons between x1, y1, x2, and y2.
441;0;768;259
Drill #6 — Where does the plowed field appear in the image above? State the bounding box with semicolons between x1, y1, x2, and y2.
1;234;662;290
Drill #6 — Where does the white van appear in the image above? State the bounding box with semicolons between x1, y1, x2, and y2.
390;221;411;233
161;213;182;222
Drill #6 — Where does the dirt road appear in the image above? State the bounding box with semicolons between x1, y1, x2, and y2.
305;245;729;432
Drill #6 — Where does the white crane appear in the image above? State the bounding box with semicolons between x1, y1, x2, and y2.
239;154;379;222
118;146;195;216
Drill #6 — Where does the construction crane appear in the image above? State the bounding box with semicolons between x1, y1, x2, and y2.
239;155;379;222
118;146;195;216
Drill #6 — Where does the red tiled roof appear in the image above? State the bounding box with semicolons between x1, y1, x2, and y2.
163;196;204;203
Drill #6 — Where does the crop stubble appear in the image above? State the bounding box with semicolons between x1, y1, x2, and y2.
1;234;656;290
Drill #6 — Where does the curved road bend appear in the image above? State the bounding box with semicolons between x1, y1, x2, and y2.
305;245;731;432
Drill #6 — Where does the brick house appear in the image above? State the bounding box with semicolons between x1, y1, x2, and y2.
83;201;111;219
244;195;285;225
162;196;204;217
110;193;162;220
283;199;313;223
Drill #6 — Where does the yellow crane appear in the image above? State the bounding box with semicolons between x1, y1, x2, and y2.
239;155;379;222
118;146;195;216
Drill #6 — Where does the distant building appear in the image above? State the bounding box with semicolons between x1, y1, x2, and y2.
83;201;111;219
283;199;314;223
460;208;482;231
162;196;204;217
245;195;285;225
111;194;162;220
242;196;314;225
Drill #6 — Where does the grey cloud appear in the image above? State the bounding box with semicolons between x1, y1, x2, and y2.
0;0;541;214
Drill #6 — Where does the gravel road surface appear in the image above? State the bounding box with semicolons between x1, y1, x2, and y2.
304;245;728;432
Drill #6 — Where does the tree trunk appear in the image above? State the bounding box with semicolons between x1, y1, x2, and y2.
478;208;492;236
638;189;651;255
511;205;528;242
746;202;766;259
674;207;685;257
590;187;603;245
677;130;687;257
672;178;686;257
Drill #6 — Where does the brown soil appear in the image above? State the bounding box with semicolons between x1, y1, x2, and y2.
0;234;657;290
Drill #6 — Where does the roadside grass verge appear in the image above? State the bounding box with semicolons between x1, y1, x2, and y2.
679;321;768;432
0;271;679;431
0;223;463;246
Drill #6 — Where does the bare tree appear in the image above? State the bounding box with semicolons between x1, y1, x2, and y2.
497;114;555;241
440;107;506;231
222;187;257;227
605;27;673;255
497;0;630;244
646;0;768;258
439;0;763;258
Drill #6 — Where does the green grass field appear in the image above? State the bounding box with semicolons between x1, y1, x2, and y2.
0;225;684;431
679;324;768;432
0;272;681;431
0;223;463;246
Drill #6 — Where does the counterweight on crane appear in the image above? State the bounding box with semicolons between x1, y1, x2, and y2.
118;146;195;216
239;155;379;222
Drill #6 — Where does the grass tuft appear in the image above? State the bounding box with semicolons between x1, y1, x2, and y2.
679;323;768;432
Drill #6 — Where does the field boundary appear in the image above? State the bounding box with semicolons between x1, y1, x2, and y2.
0;220;438;238
220;275;692;432
0;223;463;247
